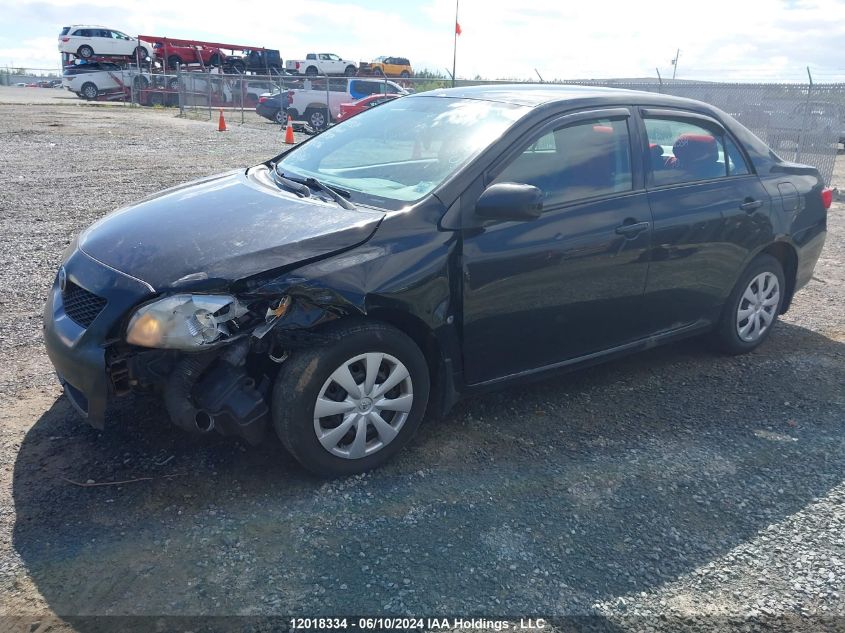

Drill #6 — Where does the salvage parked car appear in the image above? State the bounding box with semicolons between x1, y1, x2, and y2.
44;86;830;476
335;93;401;121
59;25;154;61
284;77;407;129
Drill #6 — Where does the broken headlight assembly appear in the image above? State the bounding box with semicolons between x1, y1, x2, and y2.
126;294;250;350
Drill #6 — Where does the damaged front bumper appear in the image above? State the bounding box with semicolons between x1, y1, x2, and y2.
43;247;154;428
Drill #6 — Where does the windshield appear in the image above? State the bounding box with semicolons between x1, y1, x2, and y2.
276;96;526;204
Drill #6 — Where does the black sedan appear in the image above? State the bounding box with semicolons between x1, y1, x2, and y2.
44;85;830;476
255;91;287;124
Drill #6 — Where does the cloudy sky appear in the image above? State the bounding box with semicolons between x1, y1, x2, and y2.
2;0;845;81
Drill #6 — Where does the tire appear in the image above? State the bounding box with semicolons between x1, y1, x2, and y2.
345;65;358;76
135;47;149;60
286;108;299;120
77;45;94;59
304;107;328;130
80;82;98;99
711;254;785;354
209;53;222;66
167;77;179;91
272;321;430;476
305;65;318;77
400;70;410;78
373;67;384;77
273;109;286;124
132;75;150;90
167;55;181;69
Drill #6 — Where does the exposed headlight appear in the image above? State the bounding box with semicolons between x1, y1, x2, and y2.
126;294;248;349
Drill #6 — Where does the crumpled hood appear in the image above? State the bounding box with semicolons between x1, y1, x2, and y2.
79;168;385;290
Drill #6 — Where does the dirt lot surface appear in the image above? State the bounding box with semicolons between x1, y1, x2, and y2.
0;104;843;632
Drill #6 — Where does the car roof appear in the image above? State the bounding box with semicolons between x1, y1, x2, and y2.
411;83;715;111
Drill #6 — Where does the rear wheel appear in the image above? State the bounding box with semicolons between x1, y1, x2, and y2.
400;70;410;78
209;53;222;66
273;109;286;124
167;55;181;69
711;254;785;354
304;106;328;130
77;45;94;59
272;321;430;476
80;82;98;99
230;60;246;74
305;65;318;77
373;67;384;77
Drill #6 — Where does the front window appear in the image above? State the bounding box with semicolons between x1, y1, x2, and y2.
276;97;526;204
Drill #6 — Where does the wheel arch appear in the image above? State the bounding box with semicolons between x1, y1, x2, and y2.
758;241;798;313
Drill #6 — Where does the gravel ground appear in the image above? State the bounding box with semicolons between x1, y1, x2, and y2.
0;103;843;632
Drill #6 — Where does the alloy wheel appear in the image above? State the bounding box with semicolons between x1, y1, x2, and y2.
736;271;780;342
313;352;413;459
310;110;326;129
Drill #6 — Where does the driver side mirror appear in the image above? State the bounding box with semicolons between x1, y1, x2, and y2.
475;182;543;222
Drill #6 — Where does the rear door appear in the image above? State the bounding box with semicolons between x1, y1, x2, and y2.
638;108;772;330
461;108;654;384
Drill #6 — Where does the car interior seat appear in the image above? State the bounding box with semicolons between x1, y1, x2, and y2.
666;133;724;180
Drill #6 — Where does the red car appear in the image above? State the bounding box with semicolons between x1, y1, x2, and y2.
153;41;221;69
336;93;401;121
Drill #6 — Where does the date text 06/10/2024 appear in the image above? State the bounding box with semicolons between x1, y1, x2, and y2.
288;618;548;630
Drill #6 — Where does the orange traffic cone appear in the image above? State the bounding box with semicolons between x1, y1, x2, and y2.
217;108;227;132
284;115;295;144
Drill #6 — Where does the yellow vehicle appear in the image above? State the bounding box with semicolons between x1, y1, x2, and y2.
360;56;412;78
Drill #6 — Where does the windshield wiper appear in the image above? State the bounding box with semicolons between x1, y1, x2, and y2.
303;176;356;210
269;162;311;198
277;169;356;210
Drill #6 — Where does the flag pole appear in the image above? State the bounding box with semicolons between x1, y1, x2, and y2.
452;0;459;87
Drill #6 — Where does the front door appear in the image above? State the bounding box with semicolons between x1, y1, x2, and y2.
461;109;654;385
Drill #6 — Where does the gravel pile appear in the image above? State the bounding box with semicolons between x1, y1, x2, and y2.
0;104;842;631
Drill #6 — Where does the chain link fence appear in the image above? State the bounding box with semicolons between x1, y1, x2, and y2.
10;63;844;184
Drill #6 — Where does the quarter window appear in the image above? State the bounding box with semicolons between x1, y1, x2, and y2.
494;117;633;206
644;117;728;185
725;136;751;176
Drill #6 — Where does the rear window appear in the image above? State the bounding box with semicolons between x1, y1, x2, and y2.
60;27;70;36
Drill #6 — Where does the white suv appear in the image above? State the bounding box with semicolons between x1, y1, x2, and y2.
59;25;153;61
62;62;144;99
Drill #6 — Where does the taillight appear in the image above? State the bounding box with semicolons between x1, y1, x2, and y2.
287;90;294;105
822;187;833;210
295;61;300;69
258;96;267;103
61;37;69;42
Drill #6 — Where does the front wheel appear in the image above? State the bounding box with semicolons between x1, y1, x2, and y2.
135;47;149;60
711;254;785;354
400;70;410;78
272;321;430;476
345;65;357;76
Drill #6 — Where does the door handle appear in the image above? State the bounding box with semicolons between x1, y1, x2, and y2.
740;198;763;212
615;220;650;237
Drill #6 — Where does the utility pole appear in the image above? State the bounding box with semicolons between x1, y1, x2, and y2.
671;49;680;80
452;0;459;88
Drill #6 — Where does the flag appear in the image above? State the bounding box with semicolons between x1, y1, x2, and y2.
455;21;462;35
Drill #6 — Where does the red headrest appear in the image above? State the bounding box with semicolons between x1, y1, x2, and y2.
673;133;717;164
592;125;613;134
